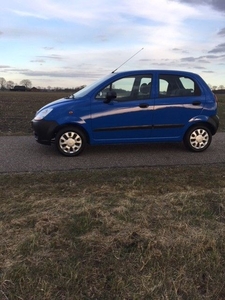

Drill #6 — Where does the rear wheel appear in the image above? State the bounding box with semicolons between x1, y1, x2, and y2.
55;127;86;156
183;125;212;152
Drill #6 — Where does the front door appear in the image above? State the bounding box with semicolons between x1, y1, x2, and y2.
91;75;154;143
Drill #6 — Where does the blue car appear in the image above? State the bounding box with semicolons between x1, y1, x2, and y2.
31;70;219;156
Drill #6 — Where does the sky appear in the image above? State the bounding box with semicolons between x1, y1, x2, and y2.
0;0;225;89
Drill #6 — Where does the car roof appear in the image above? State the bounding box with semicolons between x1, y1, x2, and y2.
112;69;198;76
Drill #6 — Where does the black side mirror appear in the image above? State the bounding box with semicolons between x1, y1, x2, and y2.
104;90;117;103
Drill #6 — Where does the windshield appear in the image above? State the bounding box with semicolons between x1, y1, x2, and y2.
73;73;115;98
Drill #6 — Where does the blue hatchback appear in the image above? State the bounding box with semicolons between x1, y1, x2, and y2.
31;70;219;156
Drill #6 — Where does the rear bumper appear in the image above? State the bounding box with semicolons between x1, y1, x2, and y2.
209;115;219;135
31;119;58;145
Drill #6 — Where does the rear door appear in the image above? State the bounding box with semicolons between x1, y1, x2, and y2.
152;73;205;140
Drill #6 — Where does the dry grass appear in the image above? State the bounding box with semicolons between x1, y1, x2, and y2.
1;166;225;299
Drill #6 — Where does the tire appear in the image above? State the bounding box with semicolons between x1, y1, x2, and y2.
55;127;86;156
183;125;212;152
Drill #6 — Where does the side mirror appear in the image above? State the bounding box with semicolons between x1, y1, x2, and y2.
104;90;117;103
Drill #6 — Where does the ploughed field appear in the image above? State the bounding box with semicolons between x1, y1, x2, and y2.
0;91;68;135
0;91;225;135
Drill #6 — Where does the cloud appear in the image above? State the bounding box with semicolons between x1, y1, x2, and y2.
12;9;48;19
36;55;64;61
181;57;196;62
7;0;113;24
30;55;64;64
199;54;225;59
9;68;30;72
20;69;102;80
208;43;225;53
218;28;225;35
43;47;54;50
179;54;225;64
30;59;46;63
6;0;200;27
193;66;206;70
170;0;225;12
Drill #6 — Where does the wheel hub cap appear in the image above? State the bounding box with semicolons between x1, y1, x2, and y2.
190;129;209;149
67;138;75;147
59;132;82;154
196;135;204;143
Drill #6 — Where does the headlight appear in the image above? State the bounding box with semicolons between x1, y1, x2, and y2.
34;108;53;121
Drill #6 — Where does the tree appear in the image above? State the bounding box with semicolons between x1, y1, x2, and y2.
20;79;32;89
0;77;6;90
7;81;14;90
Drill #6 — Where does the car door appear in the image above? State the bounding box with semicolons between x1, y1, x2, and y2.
91;74;154;143
152;73;205;140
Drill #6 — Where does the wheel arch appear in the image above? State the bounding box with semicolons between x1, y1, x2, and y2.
53;123;90;144
183;122;213;152
187;114;219;136
185;121;215;137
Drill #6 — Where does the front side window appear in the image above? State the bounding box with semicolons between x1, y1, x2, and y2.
96;75;152;101
159;74;201;97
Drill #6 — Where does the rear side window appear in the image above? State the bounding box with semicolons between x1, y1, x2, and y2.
158;74;201;97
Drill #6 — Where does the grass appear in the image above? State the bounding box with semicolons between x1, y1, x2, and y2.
0;92;225;299
1;167;225;299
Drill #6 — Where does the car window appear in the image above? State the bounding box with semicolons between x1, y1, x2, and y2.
96;75;152;101
158;74;201;97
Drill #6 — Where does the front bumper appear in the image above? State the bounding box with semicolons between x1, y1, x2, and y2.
31;119;58;145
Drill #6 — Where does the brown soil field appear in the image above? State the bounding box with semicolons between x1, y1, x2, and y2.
0;91;68;135
0;91;224;136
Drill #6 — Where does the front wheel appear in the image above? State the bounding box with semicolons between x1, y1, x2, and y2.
55;127;86;156
183;125;212;152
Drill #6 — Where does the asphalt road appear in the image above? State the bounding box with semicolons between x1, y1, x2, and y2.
0;133;224;173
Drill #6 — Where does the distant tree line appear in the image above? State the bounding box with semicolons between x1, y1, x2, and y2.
208;83;225;92
0;77;86;92
0;76;224;93
0;77;32;90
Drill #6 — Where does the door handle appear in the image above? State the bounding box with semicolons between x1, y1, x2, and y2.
139;103;149;108
192;100;201;106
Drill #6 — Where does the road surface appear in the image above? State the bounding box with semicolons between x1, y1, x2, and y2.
0;133;224;173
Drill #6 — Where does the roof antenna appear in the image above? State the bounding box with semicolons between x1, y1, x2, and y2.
112;48;144;73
